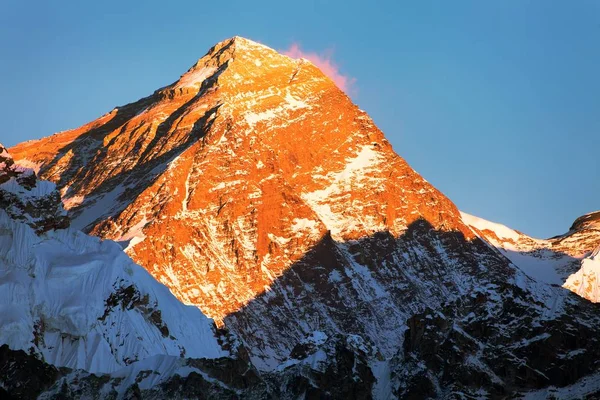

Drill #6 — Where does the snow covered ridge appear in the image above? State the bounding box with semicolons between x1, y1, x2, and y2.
0;210;227;373
461;210;600;302
564;245;600;302
460;211;525;242
0;145;227;373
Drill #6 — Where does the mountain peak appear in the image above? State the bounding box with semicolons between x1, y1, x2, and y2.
200;35;274;65
7;37;600;398
570;210;600;232
0;143;13;172
228;35;269;48
8;35;468;328
157;35;327;103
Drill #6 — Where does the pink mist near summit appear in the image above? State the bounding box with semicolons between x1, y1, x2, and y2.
283;43;356;94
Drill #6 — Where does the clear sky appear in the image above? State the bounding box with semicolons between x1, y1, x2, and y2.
1;1;598;238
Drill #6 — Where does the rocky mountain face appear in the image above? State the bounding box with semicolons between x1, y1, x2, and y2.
10;36;472;364
3;337;377;400
0;143;69;233
1;143;378;399
6;37;600;398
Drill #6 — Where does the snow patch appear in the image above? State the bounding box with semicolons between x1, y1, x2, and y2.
243;91;310;128
290;218;322;239
175;66;217;89
461;212;522;242
564;246;600;301
14;159;42;173
302;145;384;238
62;195;85;210
118;217;148;251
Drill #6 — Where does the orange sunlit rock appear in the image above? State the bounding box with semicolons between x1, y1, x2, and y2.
10;37;473;323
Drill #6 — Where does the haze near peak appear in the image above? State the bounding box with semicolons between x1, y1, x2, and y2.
282;43;356;95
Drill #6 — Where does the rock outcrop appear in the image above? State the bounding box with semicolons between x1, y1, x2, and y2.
0;143;69;233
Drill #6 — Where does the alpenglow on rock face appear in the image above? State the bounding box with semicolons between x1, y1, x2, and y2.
10;36;468;315
8;37;600;398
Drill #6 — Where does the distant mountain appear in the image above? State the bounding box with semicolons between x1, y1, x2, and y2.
461;210;600;301
6;37;600;398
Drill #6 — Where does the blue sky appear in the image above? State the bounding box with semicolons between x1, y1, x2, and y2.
1;1;598;238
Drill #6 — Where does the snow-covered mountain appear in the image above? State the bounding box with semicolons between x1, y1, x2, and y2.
8;37;484;365
0;143;227;375
565;245;600;301
461;210;600;301
5;37;600;398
